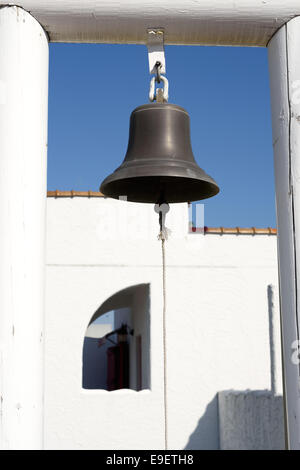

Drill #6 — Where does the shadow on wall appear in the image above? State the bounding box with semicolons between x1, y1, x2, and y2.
184;395;219;450
185;285;284;450
184;390;284;450
218;390;284;450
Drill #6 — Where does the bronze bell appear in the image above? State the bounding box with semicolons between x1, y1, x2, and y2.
100;102;219;203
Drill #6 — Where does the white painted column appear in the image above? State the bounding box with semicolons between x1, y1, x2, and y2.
267;285;282;396
0;6;48;449
268;16;300;450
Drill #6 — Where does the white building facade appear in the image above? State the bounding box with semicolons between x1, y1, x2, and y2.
44;193;284;450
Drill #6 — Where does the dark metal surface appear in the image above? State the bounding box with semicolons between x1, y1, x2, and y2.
100;102;219;203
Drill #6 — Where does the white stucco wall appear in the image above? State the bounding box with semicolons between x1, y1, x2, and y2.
44;197;282;450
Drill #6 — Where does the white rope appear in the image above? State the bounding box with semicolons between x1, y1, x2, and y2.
161;237;168;450
157;210;170;450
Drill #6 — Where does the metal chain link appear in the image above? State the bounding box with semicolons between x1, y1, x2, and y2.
149;61;169;102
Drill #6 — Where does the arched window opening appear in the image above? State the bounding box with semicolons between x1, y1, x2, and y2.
82;284;150;391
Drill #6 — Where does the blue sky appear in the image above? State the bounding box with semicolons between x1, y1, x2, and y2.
48;43;275;228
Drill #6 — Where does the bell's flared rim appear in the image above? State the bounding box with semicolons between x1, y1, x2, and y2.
100;162;219;204
100;175;219;204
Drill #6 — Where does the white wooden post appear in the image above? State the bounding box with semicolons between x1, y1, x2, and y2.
0;6;48;449
5;1;300;46
268;16;300;450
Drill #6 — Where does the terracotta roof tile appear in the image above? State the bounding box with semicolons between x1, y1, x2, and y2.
190;226;277;235
47;190;104;198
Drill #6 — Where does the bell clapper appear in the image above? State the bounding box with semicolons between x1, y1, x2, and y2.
154;202;170;241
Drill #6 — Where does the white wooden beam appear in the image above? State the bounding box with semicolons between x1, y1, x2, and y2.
268;16;300;450
0;6;48;449
2;0;300;46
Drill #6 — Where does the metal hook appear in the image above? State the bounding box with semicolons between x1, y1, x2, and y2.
155;61;162;83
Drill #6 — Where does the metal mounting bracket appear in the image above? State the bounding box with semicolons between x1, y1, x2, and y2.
147;29;166;75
